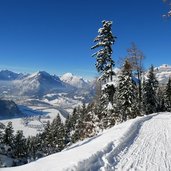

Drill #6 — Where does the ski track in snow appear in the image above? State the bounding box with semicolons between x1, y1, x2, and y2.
72;113;171;171
114;112;171;171
74;113;158;171
79;112;171;171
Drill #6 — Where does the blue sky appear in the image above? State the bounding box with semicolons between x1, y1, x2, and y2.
0;0;170;79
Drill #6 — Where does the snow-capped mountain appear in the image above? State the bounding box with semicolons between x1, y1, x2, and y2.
0;69;94;109
14;71;69;96
154;64;171;84
0;70;93;98
61;73;90;89
0;70;24;81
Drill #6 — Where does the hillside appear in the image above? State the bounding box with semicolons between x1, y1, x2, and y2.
0;100;21;119
2;112;171;171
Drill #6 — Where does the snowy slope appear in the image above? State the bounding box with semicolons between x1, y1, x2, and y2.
3;112;171;171
0;102;67;137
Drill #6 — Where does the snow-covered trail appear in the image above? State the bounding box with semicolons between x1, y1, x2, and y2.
114;112;171;171
73;112;171;171
2;112;171;171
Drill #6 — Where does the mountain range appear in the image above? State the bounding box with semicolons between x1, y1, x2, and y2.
0;70;91;98
0;64;171;98
0;70;24;81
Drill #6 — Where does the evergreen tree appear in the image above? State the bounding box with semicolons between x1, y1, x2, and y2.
82;111;100;138
0;123;5;143
142;65;159;114
165;77;171;111
0;129;3;143
55;115;65;151
13;130;27;159
50;114;65;152
156;87;166;112
93;80;116;129
81;103;100;138
64;115;72;146
69;108;78;131
71;106;85;142
3;122;14;147
41;120;53;155
116;60;139;121
27;136;39;161
91;20;116;82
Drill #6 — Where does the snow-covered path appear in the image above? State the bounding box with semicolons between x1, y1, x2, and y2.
2;112;171;171
115;112;171;171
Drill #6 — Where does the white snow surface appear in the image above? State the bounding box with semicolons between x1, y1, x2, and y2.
61;72;89;88
154;64;171;84
0;118;38;137
0;106;66;137
2;112;171;171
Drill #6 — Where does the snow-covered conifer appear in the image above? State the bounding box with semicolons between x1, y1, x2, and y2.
165;77;171;111
91;20;116;82
0;122;5;143
71;105;86;142
13;130;27;159
116;60;139;121
50;114;65;152
142;65;159;114
3;122;14;147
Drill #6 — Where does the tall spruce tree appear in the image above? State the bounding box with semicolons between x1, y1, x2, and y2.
50;114;65;152
0;123;5;143
116;60;139;121
156;87;166;112
13;130;27;159
55;115;65;151
3;121;14;147
80;103;100;138
40;120;52;155
165;77;171;111
26;136;40;161
64;115;72;146
71;105;85;142
91;20;116;82
142;65;159;114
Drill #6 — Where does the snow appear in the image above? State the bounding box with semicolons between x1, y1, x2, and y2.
0;118;38;137
107;102;113;110
3;112;171;171
61;73;89;89
115;112;171;170
44;95;82;109
0;107;66;137
153;64;171;84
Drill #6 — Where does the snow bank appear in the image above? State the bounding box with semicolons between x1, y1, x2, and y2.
1;113;158;171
